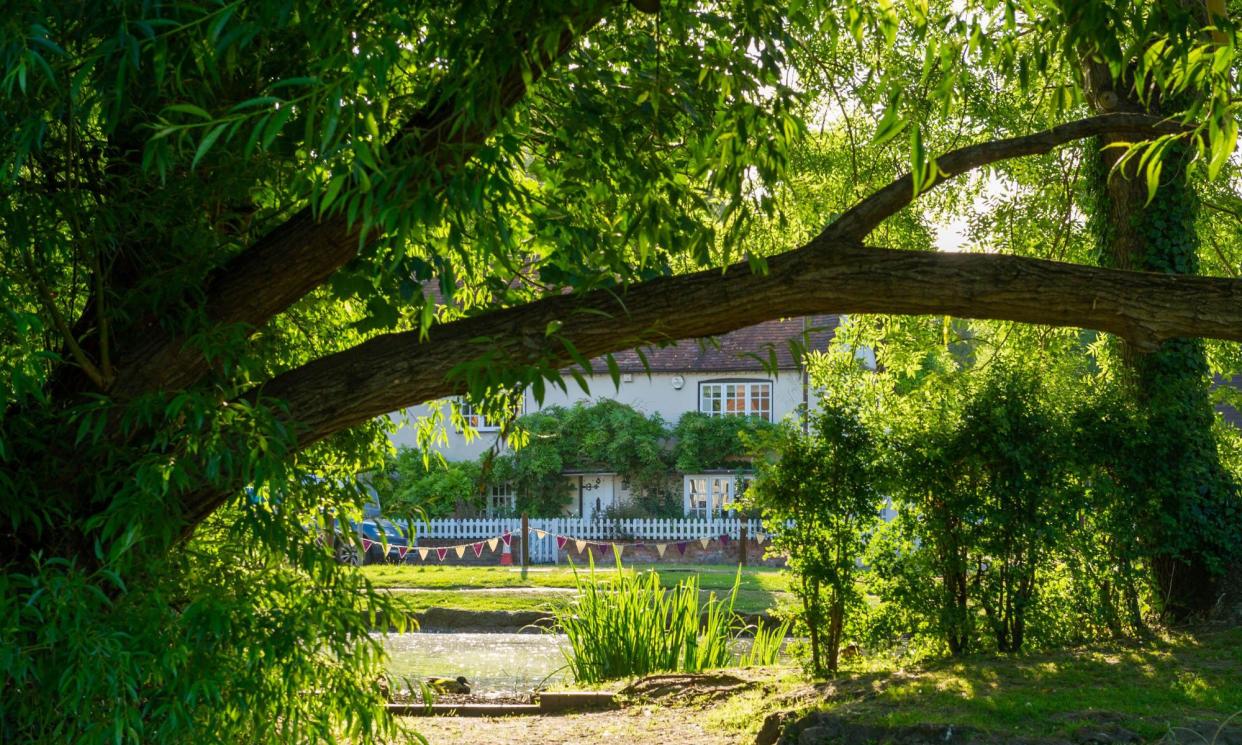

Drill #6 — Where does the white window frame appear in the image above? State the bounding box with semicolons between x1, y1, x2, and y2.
487;482;516;516
458;397;500;432
698;380;772;421
683;474;744;519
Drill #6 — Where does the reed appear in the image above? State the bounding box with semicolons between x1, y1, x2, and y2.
556;551;783;683
739;619;791;667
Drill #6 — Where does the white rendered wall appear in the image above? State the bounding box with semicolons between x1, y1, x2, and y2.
389;369;814;461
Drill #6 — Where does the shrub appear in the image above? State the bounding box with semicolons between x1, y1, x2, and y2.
746;403;884;675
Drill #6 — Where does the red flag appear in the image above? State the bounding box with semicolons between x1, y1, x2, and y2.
361;538;373;552
472;542;484;558
676;541;689;556
502;530;512;547
436;547;448;561
397;546;409;560
556;535;568;551
719;533;730;546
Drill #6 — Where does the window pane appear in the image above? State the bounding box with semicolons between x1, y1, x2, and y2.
751;383;771;421
700;385;722;416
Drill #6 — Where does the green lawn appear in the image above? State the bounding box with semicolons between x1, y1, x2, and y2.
363;563;793;616
707;629;1242;742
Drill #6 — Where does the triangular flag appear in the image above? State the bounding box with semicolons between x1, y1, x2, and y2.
454;545;466;559
533;529;547;539
436;547;448;561
361;538;373;552
676;541;688;556
556;535;568;551
487;537;499;552
502;530;512;547
755;532;766;544
656;543;668;558
472;542;484;558
397;546;409;560
614;544;625;558
699;537;711;549
575;539;587;554
720;533;730;546
417;547;430;560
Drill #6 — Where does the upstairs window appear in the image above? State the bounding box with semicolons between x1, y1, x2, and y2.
699;381;772;421
456;391;523;433
458;397;500;432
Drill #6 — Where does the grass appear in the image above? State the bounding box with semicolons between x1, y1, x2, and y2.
362;562;792;616
706;628;1242;742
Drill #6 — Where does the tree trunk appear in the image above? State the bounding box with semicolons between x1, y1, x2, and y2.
1085;63;1241;622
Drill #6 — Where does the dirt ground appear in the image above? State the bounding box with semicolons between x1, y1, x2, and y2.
400;704;739;745
397;672;768;745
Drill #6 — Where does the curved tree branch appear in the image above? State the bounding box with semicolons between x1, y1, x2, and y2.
108;1;617;400
177;241;1242;526
822;113;1185;242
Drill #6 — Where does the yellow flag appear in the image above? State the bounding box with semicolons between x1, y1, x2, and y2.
575;539;588;554
615;544;625;558
487;537;499;552
454;545;466;559
699;537;711;550
656;543;668;558
417;547;430;560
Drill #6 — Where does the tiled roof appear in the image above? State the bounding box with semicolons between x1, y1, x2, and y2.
588;315;840;373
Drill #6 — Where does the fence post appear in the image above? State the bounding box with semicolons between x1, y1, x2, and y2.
520;512;529;578
738;524;747;566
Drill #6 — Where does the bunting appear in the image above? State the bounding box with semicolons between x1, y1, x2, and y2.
358;524;764;566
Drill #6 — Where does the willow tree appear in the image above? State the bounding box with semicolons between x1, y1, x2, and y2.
2;0;1241;741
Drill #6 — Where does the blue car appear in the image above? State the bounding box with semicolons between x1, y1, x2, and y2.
333;518;411;566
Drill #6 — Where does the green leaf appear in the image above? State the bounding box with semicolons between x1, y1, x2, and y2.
191;123;227;170
166;103;213;121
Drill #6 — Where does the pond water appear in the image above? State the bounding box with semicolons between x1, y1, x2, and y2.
381;632;572;695
380;632;781;695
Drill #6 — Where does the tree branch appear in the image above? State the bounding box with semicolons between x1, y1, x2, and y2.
175;242;1242;526
822;113;1185;242
108;1;617;400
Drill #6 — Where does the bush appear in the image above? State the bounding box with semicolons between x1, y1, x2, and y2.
746;403;884;675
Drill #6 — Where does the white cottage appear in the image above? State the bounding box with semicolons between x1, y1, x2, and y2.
390;315;873;516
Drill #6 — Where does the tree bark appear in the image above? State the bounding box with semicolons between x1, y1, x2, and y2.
1085;58;1241;622
104;1;615;401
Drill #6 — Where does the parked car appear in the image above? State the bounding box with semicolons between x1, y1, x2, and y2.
333;517;411;566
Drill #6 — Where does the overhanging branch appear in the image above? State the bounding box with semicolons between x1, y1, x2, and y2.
823;113;1184;241
108;1;617;400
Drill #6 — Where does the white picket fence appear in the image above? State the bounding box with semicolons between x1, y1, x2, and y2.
405;517;767;564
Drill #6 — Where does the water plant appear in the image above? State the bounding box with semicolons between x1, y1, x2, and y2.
739;619;791;668
556;551;784;683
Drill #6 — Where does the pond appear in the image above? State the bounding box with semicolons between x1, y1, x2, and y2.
380;632;784;695
381;632;572;695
